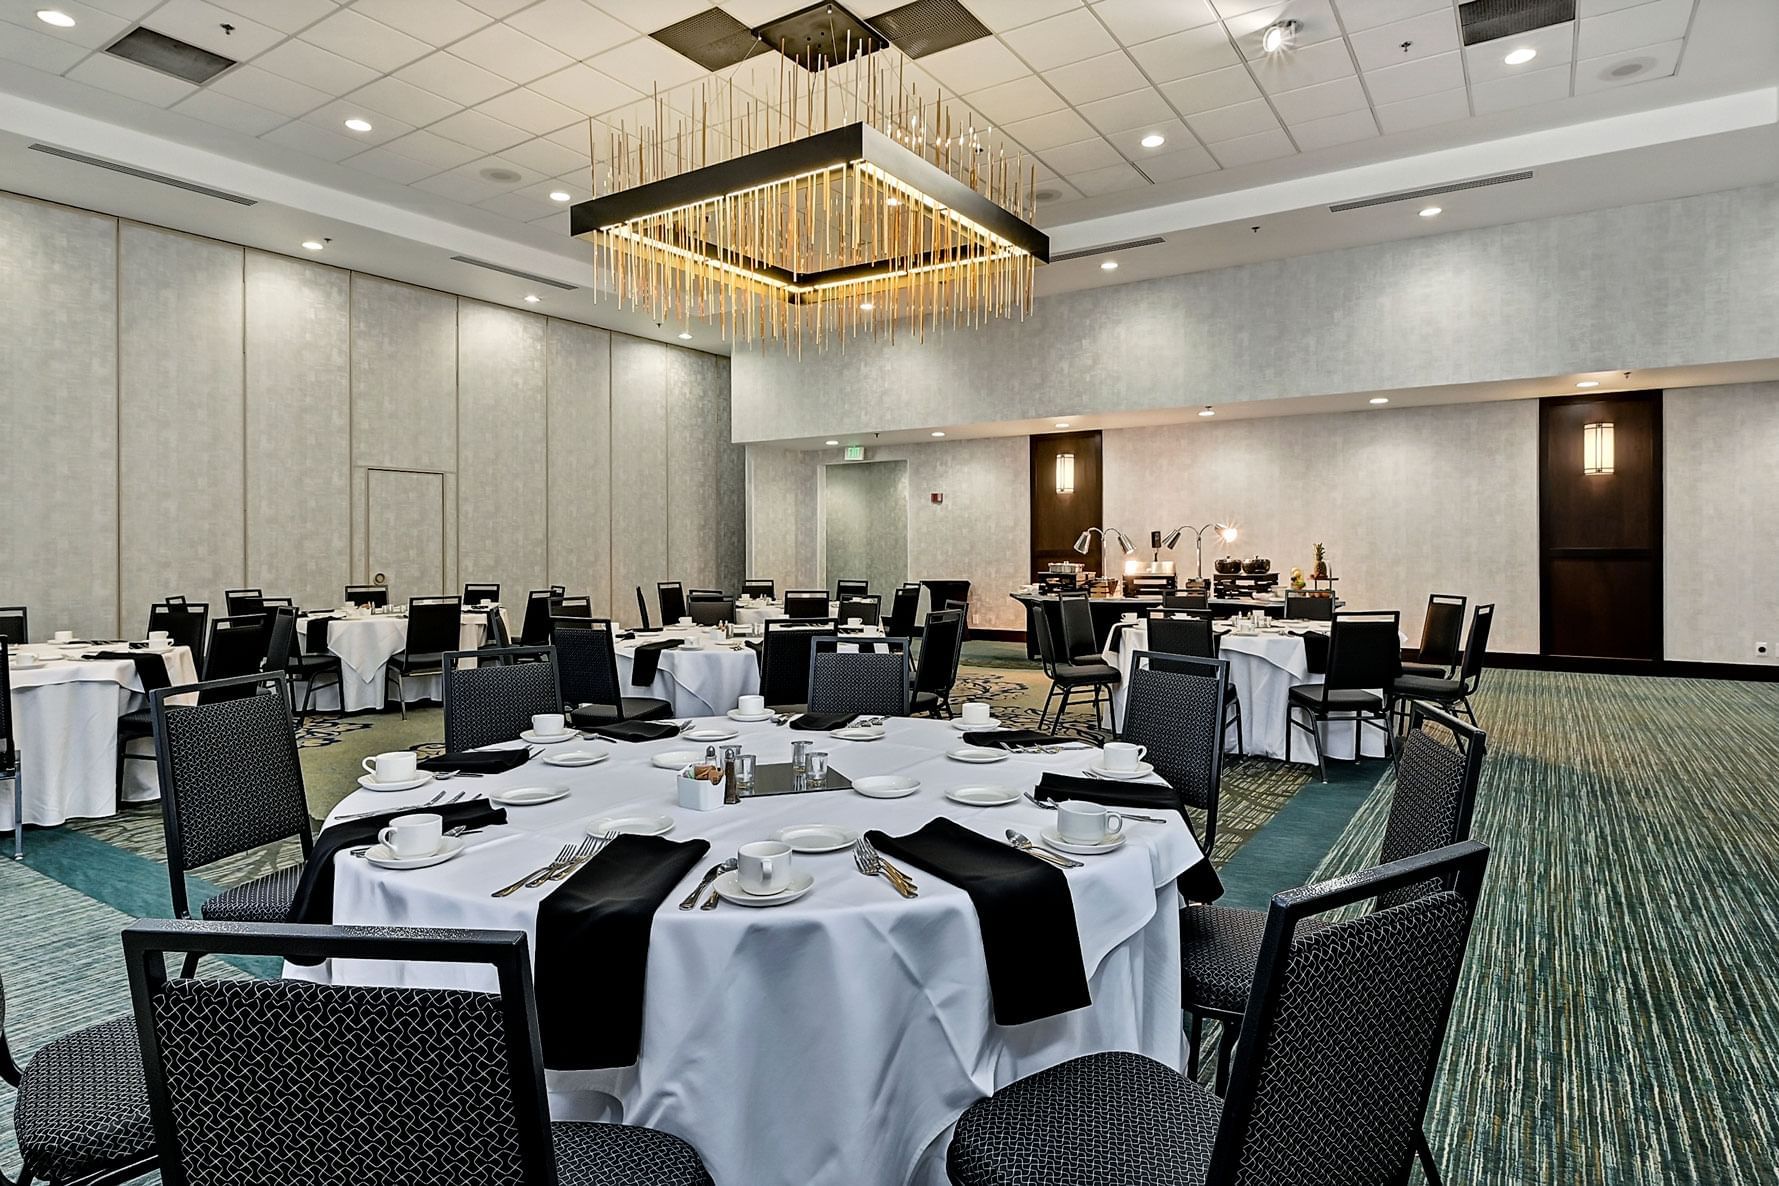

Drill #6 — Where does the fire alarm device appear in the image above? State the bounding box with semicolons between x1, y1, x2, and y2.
930;493;943;504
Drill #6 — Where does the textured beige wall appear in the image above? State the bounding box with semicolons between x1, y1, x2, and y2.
457;301;549;609
824;461;909;597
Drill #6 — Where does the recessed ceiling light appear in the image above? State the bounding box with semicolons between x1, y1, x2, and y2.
825;440;840;446
36;9;75;27
1504;47;1537;66
343;117;373;133
1261;20;1296;54
523;294;540;303
931;430;946;437
549;190;572;202
301;240;324;251
1054;421;1070;429
1576;380;1600;388
1198;406;1215;418
860;300;875;311
1100;260;1119;271
1419;206;1442;218
1139;133;1166;149
885;197;901;207
1369;397;1390;405
678;331;693;340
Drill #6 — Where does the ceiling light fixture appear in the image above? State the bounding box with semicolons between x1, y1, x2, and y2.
1576;380;1600;388
1139;133;1166;149
1419;206;1442;218
523;294;540;303
1369;397;1390;405
1261;20;1297;54
859;300;875;311
1504;47;1537;66
1198;406;1215;417
343;118;373;133
549;190;572;202
1054;421;1070;429
1100;260;1119;271
301;240;324;251
36;9;75;27
931;431;946;437
678;331;693;339
825;440;840;446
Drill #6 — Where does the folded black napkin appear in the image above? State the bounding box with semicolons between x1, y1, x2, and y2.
84;651;170;692
790;711;856;731
305;616;334;654
285;800;510;947
867;818;1091;1025
418;748;531;774
1287;630;1330;674
628;638;684;685
588;719;682;743
615;629;665;642
534;834;710;1069
962;729;1088;751
1033;775;1223;903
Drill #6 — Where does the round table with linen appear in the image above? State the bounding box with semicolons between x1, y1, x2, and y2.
297;609;494;712
612;625;761;716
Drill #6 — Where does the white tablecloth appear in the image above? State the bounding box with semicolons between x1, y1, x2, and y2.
1104;622;1391;764
613;626;760;716
298;612;491;713
298;717;1197;1186
3;644;198;829
732;600;786;629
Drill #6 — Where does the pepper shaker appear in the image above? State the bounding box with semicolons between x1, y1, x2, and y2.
720;745;744;805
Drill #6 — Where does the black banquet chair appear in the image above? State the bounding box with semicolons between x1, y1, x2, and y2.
343;583;388;608
383;595;461;719
223;588;263;617
1146;611;1244;757
1119;651;1228;858
1392;602;1496;730
910;609;966;719
442;647;564;752
783;589;831;620
0;606;28;645
742;578;776;599
462;581;501;606
552;620;672;729
119;614;267;804
807;636;910;717
1032;602;1120;734
884;584;922;639
2;641;20;860
1402;592;1467;678
836;594;881;626
122;920;713;1186
946;841;1491;1186
758;619;834;711
834;579;869;599
1283;590;1334;621
657;581;688;626
1285;610;1401;782
147;601;208;667
688;593;736;626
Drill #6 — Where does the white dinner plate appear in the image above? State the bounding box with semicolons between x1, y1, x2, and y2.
363;835;467;870
950;717;1001;731
831;725;885;741
490;785;570;807
945;784;1021;807
356;771;435;793
727;709;777;722
852;775;920;799
587;814;674;838
542;749;607;768
947;747;1009;764
650;750;705;770
771;823;860;853
1087;761;1155;781
713;869;815;907
519;729;580;744
1040;826;1128;856
684;726;739;742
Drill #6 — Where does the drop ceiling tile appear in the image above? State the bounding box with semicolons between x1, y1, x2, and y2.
506;0;634;59
60;0;156;14
546;123;602;151
1330;0;1446;33
1;2;129;50
260;118;368;161
517;177;580;204
1069;161;1148;195
1128;23;1240;83
1039;136;1124;173
1250;37;1355;91
1359;49;1463;105
1578;0;1656;14
589;0;713;33
172;88;287;135
959;0;1084;31
347;76;460;128
1465;21;1572;83
1580;0;1692;59
1185;97;1278;141
212;0;335;35
588;36;705;91
301;10;431;72
1228;0;1342;59
209;64;331;117
1373;84;1468;132
1288;105;1377;149
531;210;573;234
303;99;415;147
429;107;531;152
1045;51;1151;103
1210;0;1279;15
1470;62;1571;113
1348;8;1460;72
532;62;646;117
0;23;88;72
478;87;584;135
460;153;544;189
1575;36;1681;92
1002;9;1118;70
1269;74;1367;123
393;52;513;106
382;127;487;169
1001;107;1098;152
1079;87;1177;135
1104;117;1190;155
1158;64;1262;112
919;37;1032;92
454;22;579;83
477;191;557;222
1138;142;1218;179
65;54;198;106
1205;125;1292;166
343;145;440;183
461;0;533;15
413;168;510;203
1033;179;1084;205
1091;0;1219;46
351;0;493;44
963;75;1068;126
719;0;791;24
502;136;588;175
143;0;283;57
253;39;381;96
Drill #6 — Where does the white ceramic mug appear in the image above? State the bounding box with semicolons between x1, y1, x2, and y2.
378;812;443;859
1102;741;1147;772
362;751;418;784
52;630;74;644
147;630;171;648
531;713;567;737
961;701;993;725
1056;800;1124;844
738;840;793;895
737;694;766;716
846;617;864;627
678;616;695;628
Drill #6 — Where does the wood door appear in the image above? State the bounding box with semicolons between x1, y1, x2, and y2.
1539;392;1662;662
366;468;446;606
1031;431;1103;577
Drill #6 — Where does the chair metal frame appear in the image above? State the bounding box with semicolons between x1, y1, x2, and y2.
1;640;21;861
1032;601;1119;735
1285;611;1401;782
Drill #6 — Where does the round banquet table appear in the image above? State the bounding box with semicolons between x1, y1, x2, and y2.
731;598;786;629
3;643;198;829
297;716;1199;1186
612;625;760;716
1103;620;1394;764
297;610;494;713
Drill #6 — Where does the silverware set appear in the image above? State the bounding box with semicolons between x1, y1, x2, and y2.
1004;828;1084;869
335;788;470;823
488;833;614;897
853;836;918;897
1021;792;1167;824
680;858;738;909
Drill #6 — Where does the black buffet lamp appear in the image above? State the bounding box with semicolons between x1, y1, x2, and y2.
1161;522;1238;579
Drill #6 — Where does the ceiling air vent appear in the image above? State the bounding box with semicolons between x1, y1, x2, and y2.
1328;170;1534;213
448;256;578;291
1457;0;1576;46
652;8;766;72
1049;237;1166;264
104;26;237;85
869;0;991;59
755;2;884;67
27;144;256;205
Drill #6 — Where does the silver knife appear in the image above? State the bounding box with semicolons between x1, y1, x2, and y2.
679;858;737;909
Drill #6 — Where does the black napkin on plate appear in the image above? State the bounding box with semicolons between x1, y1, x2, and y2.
790;711;856;731
1033;774;1223;903
962;729;1089;750
285;799;509;946
418;748;532;775
588;719;682;743
83;651;171;692
867;818;1091;1025
628;638;684;685
534;834;710;1069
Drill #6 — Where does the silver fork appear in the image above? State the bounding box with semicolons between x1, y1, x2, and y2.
529;837;599;887
491;844;576;897
859;834;918;895
852;838;917;898
549;832;615;881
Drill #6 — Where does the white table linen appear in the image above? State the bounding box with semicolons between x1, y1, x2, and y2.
297;611;491;712
296;717;1196;1186
732;599;786;629
612;626;760;716
3;644;198;829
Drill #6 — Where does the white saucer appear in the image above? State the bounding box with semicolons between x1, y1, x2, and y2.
727;709;776;722
852;775;920;799
684;726;738;742
490;785;569;807
364;835;466;870
947;747;1009;764
9;657;43;670
831;725;885;741
519;729;580;744
356;771;435;793
713;869;815;906
587;814;674;837
1087;761;1155;780
950;717;1001;731
542;749;607;768
945;784;1021;807
1040;826;1128;856
772;823;860;853
650;749;704;770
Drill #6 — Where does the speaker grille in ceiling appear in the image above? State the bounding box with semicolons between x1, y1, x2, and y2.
869;0;991;59
1457;0;1577;46
652;8;764;72
104;26;236;84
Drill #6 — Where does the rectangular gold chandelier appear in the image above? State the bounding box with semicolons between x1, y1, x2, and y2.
570;52;1049;349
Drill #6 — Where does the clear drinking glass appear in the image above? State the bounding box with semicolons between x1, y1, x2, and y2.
790;739;814;773
806;750;830;786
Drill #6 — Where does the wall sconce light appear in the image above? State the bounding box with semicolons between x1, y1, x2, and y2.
1055;452;1075;494
1583;422;1615;475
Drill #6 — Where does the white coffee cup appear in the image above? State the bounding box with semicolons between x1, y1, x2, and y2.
738;840;793;895
53;630;74;644
1056;800;1124;844
1120;612;1138;623
147;630;171;648
379;812;443;859
678;616;695;628
531;713;568;738
961;701;993;725
682;634;702;650
846;617;864;627
1102;741;1147;772
361;751;419;784
738;694;766;716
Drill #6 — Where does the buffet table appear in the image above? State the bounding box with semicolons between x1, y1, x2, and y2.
1010;591;1312;659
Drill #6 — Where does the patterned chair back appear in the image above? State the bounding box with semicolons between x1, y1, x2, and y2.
1146;613;1215;659
1416;594;1467;668
1120;651;1226;829
656;582;688;626
442;647;563;752
1373;704;1487;911
807;637;910;717
759;622;832;707
1209;842;1489;1186
552;620;622;710
124;922;557;1186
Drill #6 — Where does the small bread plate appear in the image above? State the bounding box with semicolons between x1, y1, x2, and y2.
1087;761;1155;781
852;775;920;799
945;784;1021;807
489;785;570;807
518;729;580;745
946;746;1008;764
684;726;739;742
771;823;860;853
950;717;1001;731
650;749;705;770
587;814;674;838
727;709;776;722
1039;826;1128;856
831;724;886;741
542;749;607;768
356;771;435;793
713;869;815;907
363;835;467;870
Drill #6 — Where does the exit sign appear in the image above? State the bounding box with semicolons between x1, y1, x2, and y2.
843;444;866;461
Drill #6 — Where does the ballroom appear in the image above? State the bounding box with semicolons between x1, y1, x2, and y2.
1;0;1775;1183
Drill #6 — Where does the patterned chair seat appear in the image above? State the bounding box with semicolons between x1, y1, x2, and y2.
947;1051;1221;1186
198;864;303;922
1182;904;1328;1013
552;1120;715;1186
13;1016;155;1183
